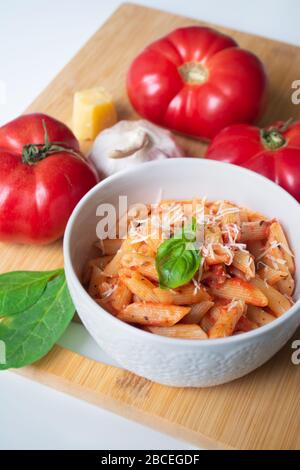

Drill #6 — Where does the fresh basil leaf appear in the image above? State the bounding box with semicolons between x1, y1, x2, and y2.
0;272;75;370
0;269;63;317
156;237;201;289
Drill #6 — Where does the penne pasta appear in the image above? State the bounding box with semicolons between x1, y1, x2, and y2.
82;255;114;285
181;301;214;324
88;265;106;298
202;264;228;287
200;305;222;332
247;240;265;259
257;264;288;286
95;299;118;316
240;221;271;242
228;266;250;282
85;197;296;340
110;280;133;311
121;252;159;281
119;268;159;303
200;311;216;332
218;202;241;225
245;209;266;222
235;315;257;332
118;302;191;326
144;237;163;253
94;238;123;255
103;238;135;276
146;324;208;340
276;273;295;297
208;300;245;338
136;242;156;257
247;305;276;326
269;221;295;274
204;243;233;266
209;278;268;307
232;250;255;279
250;277;292;317
154;284;211;305
205;225;223;244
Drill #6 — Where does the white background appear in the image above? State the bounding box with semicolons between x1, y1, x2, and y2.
0;0;299;450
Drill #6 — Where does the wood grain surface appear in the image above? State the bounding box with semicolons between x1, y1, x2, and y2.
4;2;300;449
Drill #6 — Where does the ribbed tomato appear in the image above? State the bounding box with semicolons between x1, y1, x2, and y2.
127;26;267;140
206;120;300;202
0;113;98;244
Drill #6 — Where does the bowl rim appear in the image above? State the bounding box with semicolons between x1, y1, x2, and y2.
64;158;300;347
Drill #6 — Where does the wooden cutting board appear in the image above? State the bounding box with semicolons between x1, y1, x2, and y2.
4;2;300;450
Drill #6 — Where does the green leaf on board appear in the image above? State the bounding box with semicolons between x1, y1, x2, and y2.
0;272;75;370
0;269;63;317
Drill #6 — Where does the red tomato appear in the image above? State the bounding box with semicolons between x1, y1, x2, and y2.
0;113;98;244
127;26;267;140
206;120;300;202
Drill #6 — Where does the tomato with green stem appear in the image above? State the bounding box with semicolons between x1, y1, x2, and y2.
127;26;267;140
0;113;98;244
206;120;300;202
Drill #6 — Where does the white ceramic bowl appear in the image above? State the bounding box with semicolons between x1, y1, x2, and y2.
64;159;300;387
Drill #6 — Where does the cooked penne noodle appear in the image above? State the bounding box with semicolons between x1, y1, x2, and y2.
247;305;276;326
152;287;174;304
85;197;296;340
209;278;268;307
218;202;241;225
181;301;214;324
146;324;208;339
240;221;270;242
257;264;288;285
200;305;222;332
82;255;114;285
200;312;216;332
137;264;159;282
232;250;255;279
250;277;292;317
94;238;123;255
119;268;159;303
269;221;295;274
154;284;211;305
276;274;295;297
235;315;257;332
103;251;124;277
208;300;245;338
239;208;249;223
95;299;117;316
206;302;255;332
118;302;191;326
103;238;135;276
144;237;163;252
121;252;159;281
110;280;133;311
204;244;233;266
245;209;266;222
136;242;156;257
247;240;265;259
88;265;106;297
202;264;228;286
261;246;289;275
228;266;250;282
205;225;222;244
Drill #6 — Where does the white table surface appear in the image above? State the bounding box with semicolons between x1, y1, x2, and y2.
0;0;299;451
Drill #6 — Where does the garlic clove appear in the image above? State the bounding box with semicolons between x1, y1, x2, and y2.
90;119;185;178
109;128;150;159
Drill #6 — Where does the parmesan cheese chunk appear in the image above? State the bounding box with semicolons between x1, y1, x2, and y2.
73;87;117;140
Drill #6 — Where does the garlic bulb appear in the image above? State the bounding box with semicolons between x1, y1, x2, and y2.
90;120;184;177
